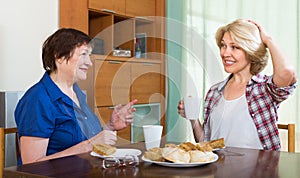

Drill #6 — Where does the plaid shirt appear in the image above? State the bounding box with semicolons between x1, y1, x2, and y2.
203;73;297;150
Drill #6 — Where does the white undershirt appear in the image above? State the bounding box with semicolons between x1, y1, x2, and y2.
210;94;263;149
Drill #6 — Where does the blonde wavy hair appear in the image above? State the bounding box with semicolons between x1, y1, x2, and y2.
215;19;268;75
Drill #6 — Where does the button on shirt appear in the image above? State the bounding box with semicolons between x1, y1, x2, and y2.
15;72;103;156
203;73;297;151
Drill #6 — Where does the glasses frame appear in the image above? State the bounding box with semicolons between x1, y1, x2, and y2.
102;155;139;169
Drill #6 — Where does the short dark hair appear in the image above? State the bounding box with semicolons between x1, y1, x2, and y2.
42;28;91;72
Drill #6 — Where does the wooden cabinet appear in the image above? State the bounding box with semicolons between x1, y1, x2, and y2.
126;0;156;17
89;0;126;15
89;0;156;17
60;0;165;143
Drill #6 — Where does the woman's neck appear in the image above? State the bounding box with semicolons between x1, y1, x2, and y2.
50;72;79;106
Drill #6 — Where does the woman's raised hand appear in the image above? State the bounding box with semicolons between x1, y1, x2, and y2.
106;99;138;131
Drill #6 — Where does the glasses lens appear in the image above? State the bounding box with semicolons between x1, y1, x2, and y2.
124;155;139;167
102;157;120;169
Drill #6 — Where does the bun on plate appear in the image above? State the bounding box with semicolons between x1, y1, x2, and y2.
162;147;190;163
195;142;213;152
189;150;215;162
178;142;197;152
144;147;164;162
143;141;220;163
208;138;225;149
93;143;116;156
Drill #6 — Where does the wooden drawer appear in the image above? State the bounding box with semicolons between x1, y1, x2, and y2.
95;60;131;106
131;62;161;103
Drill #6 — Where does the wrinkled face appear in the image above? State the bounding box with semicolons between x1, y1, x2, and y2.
61;44;93;82
220;32;250;74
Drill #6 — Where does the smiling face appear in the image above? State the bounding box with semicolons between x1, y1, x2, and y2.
220;32;250;75
74;45;93;82
58;44;93;83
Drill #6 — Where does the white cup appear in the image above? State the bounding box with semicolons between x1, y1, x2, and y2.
183;96;201;120
142;125;163;150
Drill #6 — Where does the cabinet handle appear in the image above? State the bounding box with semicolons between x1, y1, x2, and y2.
136;16;150;21
108;61;122;64
101;9;116;14
142;63;153;66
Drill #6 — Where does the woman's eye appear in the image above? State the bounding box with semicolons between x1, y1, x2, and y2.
220;43;226;48
231;46;239;50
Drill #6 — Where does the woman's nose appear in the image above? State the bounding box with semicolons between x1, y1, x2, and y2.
86;57;93;66
222;47;231;56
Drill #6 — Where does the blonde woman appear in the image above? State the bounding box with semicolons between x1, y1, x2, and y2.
178;19;297;150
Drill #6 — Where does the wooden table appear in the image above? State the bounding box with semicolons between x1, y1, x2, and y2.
3;142;300;178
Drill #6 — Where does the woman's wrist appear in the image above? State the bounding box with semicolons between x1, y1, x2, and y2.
104;121;114;131
84;140;93;152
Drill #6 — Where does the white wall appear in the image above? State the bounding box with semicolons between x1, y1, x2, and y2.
0;0;59;91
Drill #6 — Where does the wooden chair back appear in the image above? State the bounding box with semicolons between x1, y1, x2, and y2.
0;127;19;178
278;123;295;152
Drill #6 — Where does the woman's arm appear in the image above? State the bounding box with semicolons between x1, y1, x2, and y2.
250;20;297;86
20;130;117;164
190;120;204;142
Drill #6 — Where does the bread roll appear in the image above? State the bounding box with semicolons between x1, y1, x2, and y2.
178;142;197;152
162;147;190;163
164;143;177;148
195;142;213;152
93;144;116;156
208;138;225;149
144;147;164;162
189;150;215;162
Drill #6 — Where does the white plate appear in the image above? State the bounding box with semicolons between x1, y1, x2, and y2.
90;148;142;158
141;153;218;168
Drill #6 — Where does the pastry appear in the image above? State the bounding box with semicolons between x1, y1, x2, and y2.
92;143;116;156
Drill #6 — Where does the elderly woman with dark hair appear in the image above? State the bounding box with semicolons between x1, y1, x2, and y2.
178;19;297;151
15;28;138;164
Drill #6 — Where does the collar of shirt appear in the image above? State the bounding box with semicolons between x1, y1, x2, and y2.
217;73;267;92
40;71;86;108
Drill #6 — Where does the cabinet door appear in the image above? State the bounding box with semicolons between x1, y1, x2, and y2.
89;0;126;15
60;0;88;34
95;60;131;106
131;62;161;103
96;107;131;143
126;0;156;17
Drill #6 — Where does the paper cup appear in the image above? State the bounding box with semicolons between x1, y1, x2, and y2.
183;96;201;120
143;125;163;150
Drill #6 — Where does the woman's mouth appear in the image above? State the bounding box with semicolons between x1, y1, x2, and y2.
224;60;235;66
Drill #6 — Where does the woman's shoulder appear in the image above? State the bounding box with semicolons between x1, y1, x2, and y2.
18;80;51;106
251;73;270;83
209;78;228;91
27;80;49;95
